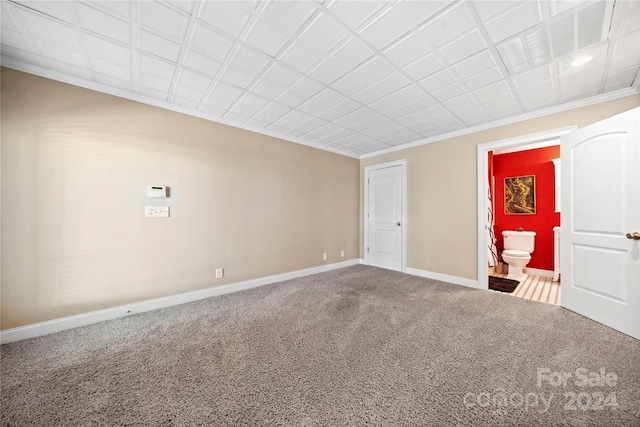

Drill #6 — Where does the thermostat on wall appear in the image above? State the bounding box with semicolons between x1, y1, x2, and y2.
147;185;167;198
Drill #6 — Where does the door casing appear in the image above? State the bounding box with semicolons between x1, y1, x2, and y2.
476;127;575;289
364;159;407;272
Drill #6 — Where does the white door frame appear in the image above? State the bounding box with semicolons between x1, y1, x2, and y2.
476;127;575;289
364;159;407;272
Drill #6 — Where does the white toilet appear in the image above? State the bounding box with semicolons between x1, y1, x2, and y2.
502;230;536;282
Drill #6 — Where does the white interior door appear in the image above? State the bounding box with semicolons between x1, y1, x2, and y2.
561;107;640;339
367;164;404;271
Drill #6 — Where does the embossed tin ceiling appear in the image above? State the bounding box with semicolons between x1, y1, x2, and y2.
2;0;639;158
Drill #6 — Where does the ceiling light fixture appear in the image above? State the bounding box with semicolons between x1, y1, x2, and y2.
571;55;593;67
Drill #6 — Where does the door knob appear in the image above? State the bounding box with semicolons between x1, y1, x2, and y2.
396;222;401;226
626;232;640;240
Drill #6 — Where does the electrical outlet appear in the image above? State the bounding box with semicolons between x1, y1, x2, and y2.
215;268;224;279
340;250;344;258
145;206;169;218
322;253;328;261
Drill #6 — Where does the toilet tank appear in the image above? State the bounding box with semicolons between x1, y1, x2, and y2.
503;230;536;252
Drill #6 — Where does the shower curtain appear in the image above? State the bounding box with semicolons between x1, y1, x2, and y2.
487;176;498;267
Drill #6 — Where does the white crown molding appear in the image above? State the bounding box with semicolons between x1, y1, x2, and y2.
632;68;640;93
360;87;639;159
0;258;361;344
0;59;360;160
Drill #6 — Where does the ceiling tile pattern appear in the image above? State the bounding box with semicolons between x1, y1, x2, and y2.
1;0;639;157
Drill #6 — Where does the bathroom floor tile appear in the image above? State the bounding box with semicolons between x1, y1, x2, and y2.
489;271;560;305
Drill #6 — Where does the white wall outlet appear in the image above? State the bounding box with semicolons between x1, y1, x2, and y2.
215;268;224;279
322;253;328;261
340;250;344;258
145;206;169;217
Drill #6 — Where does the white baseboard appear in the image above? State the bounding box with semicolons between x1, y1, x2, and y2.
406;267;478;289
0;259;360;344
524;267;554;278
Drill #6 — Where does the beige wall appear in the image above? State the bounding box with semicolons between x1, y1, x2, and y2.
360;94;640;280
1;68;360;330
3;66;639;331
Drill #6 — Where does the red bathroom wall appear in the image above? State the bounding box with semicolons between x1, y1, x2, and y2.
492;146;560;271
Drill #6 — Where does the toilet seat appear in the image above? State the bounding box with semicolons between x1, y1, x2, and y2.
503;249;529;257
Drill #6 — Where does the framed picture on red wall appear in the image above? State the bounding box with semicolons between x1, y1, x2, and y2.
504;175;536;214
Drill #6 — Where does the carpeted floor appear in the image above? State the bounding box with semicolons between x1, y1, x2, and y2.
2;265;639;426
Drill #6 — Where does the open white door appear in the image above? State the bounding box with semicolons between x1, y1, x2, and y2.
561;107;640;339
365;161;405;272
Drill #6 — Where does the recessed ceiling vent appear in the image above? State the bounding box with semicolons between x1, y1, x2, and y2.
497;1;613;75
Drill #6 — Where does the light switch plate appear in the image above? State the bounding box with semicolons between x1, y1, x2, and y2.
145;206;169;217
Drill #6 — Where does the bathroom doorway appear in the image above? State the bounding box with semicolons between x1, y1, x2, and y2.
477;127;573;305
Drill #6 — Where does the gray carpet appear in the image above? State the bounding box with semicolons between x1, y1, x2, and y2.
2;265;639;426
